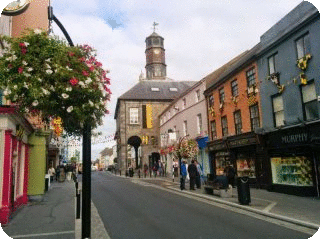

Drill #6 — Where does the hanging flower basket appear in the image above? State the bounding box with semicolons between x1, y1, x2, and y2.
208;106;215;117
176;137;199;159
297;54;312;71
300;73;307;85
0;29;111;135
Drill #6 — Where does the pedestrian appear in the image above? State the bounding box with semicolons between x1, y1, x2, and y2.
66;164;72;181
187;159;197;190
185;161;190;182
153;164;158;178
48;165;55;183
195;160;202;189
55;165;60;181
180;160;187;190
143;163;148;178
225;164;236;187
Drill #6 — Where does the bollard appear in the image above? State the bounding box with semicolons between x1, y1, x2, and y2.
76;192;81;219
75;181;78;196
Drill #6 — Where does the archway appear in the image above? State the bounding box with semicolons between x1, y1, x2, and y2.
127;136;142;169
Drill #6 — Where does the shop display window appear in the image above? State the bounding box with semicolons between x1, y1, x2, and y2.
236;154;256;178
215;151;229;176
271;156;313;186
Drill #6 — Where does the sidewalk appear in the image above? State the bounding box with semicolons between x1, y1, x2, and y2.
113;171;320;230
1;180;75;239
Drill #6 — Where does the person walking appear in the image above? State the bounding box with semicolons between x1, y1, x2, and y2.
180;160;187;190
48;165;55;183
187;160;197;190
55;165;60;181
225;164;236;187
195;160;202;189
143;163;148;178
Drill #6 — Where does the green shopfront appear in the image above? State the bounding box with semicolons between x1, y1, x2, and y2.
266;123;320;197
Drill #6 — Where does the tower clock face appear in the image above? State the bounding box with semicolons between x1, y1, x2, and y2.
154;49;160;54
2;0;30;16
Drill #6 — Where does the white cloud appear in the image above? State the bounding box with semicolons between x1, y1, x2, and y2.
1;0;320;161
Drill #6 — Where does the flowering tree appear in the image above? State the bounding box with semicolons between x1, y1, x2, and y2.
0;29;111;136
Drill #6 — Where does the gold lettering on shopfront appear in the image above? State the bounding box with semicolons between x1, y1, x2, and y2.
281;133;308;144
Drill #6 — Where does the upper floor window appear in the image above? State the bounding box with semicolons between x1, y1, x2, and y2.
219;88;225;104
246;67;256;87
296;33;311;59
301;81;319;120
221;116;228;137
210;121;217;139
182;98;186;110
234;110;242;135
183;120;188;136
151;87;160;91
231;80;238;97
129;108;139;124
209;95;214;107
168;111;171;119
197;114;202;134
268;53;278;75
249;104;260;131
196;89;201;102
272;95;284;127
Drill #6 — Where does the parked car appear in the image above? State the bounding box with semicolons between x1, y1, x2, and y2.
91;165;98;171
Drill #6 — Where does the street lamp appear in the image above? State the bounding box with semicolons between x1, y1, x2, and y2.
48;6;92;239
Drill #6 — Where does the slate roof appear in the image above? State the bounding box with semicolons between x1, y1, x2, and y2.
114;80;197;119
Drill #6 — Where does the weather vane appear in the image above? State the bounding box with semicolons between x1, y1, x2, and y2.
153;22;159;32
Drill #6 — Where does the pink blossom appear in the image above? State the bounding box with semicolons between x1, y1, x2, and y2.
18;67;24;74
69;77;79;86
21;48;27;55
19;42;26;48
89;66;95;72
82;70;89;76
68;52;75;57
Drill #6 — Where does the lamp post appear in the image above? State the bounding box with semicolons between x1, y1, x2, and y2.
48;6;92;238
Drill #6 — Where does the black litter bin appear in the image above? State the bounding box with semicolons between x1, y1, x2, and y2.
237;176;251;205
45;177;49;192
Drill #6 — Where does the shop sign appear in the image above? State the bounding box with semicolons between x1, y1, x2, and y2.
208;142;226;151
281;133;308;144
228;137;257;148
2;0;30;16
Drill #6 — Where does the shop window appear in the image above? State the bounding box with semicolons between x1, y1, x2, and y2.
301;82;319;120
234;110;242;135
271;156;313;186
210;120;216;139
221;116;228;136
231;80;238;97
215;151;230;176
272;95;285;127
236;153;256;178
296;33;311;59
249;104;260;131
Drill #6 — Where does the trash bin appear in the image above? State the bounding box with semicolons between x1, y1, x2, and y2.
45;177;49;192
237;176;251;205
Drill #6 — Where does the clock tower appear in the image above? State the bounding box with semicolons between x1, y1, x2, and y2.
145;27;166;80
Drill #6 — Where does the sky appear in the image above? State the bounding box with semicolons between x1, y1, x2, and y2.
1;0;320;162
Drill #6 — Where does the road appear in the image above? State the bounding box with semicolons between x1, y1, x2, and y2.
91;171;311;239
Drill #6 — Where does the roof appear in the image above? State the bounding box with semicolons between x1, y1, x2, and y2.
114;80;197;119
146;32;163;39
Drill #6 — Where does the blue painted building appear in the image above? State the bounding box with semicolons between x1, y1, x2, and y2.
257;2;320;196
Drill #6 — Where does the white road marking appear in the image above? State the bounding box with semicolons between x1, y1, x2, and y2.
263;202;277;212
10;231;74;238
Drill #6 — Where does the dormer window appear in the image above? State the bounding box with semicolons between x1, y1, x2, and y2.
170;88;178;92
151;88;160;91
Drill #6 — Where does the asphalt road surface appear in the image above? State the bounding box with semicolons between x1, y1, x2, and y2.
91;171;311;239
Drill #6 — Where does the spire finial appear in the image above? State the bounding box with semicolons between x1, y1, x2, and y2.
153;22;159;32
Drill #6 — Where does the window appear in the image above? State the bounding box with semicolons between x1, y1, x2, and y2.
130;108;139;124
210;121;217;139
219;88;225;104
246;67;256;87
301;82;319;120
196;89;201;102
234;110;242;135
268;53;277;75
296;34;310;59
182;98;186;110
249;104;260;131
170;88;178;92
151;87;160;91
221;116;228;136
183;120;188;136
197;114;202;134
231;80;238;97
272;95;284;127
209;95;214;107
168;111;171;119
